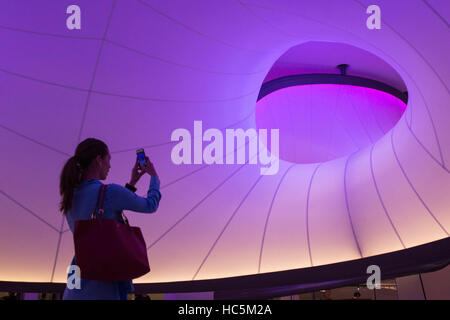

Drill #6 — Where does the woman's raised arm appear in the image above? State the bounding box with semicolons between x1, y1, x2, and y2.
109;175;162;213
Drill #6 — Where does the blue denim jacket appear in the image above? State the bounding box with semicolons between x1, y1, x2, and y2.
62;175;161;300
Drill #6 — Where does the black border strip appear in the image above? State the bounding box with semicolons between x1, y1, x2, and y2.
257;74;408;104
0;237;448;297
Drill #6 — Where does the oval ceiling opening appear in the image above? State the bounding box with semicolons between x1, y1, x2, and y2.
256;41;408;164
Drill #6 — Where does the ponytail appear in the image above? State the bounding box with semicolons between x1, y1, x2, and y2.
59;156;82;215
59;138;108;215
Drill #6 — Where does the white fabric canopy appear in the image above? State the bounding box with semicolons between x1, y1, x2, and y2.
0;0;448;284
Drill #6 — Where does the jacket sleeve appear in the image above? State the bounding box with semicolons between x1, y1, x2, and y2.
109;175;162;213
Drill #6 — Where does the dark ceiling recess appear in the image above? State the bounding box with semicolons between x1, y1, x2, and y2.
263;41;408;92
257;73;408;104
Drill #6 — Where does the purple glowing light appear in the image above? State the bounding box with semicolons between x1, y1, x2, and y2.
256;84;407;164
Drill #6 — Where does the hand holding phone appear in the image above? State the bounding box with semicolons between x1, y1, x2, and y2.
136;149;158;177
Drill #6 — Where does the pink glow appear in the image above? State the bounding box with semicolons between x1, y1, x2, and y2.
256;84;406;163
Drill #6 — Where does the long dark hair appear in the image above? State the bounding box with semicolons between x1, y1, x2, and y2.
59;138;108;215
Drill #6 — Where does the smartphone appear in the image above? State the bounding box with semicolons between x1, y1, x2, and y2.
136;148;147;168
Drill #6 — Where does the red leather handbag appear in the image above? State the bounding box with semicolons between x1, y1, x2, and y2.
73;184;150;281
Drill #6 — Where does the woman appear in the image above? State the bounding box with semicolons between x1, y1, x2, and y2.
59;138;162;300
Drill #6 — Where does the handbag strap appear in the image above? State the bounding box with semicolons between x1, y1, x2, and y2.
98;185;107;217
90;185;107;219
